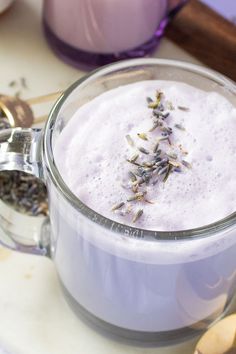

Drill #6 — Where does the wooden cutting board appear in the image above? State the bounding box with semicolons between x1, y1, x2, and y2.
166;0;236;81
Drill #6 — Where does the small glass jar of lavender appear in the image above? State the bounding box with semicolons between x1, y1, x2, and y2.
43;0;188;69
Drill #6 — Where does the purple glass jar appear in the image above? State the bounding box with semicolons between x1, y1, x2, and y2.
43;0;187;69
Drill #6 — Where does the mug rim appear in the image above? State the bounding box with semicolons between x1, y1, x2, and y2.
43;58;236;241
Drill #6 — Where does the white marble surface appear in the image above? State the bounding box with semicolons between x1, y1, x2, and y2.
0;1;212;353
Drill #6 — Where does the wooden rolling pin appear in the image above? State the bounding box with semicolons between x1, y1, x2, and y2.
166;0;236;81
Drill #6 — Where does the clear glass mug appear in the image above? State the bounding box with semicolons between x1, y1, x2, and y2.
0;59;236;345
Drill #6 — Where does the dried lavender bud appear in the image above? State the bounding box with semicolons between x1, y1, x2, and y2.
127;157;141;166
166;101;175;110
148;101;158;109
154;149;162;157
154;158;168;168
153;142;159;153
152;109;161;117
182;160;192;169
8;80;16;87
130;154;139;163
143;161;155;168
167;152;177;160
149;121;161;132
157;165;169;176
163;165;172;183
111;201;125;211
160;126;172;134
154;156;162;163
178;106;189;112
20;77;28;89
138;146;149;155
158;136;169;142
168;160;180;168
137;133;148;141
135;167;143;177
126;134;134;147
127;192;147;202
161;112;170;119
174;167;182;173
129;171;137;182
175;123;185;131
132;209;143;223
142;172;152;183
146;97;153;104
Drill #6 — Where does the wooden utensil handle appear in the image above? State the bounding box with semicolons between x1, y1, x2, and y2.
166;0;236;81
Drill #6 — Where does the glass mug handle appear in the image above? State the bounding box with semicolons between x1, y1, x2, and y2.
0;128;51;257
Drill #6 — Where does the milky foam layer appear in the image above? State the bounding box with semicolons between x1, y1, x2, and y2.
54;81;236;231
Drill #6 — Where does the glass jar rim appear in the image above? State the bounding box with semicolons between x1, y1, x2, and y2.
43;58;236;241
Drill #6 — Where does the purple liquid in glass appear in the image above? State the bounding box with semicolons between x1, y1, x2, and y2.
42;0;185;70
